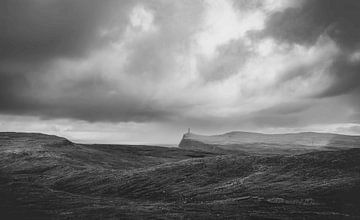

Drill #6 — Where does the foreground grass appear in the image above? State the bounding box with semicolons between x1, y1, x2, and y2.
0;132;359;219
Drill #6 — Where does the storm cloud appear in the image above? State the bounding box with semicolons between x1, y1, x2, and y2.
259;0;360;98
0;0;360;143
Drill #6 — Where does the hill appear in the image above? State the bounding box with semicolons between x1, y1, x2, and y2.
179;131;360;155
0;132;360;219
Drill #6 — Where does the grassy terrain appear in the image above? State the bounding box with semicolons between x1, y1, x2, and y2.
0;132;360;219
179;131;360;155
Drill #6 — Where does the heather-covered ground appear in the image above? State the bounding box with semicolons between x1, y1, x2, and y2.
0;132;359;219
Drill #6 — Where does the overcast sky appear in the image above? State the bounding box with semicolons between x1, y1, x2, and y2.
1;0;360;144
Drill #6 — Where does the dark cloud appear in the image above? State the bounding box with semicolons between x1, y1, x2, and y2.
0;70;171;122
0;72;36;112
258;0;360;106
349;108;360;124
243;97;355;129
0;0;172;122
260;0;360;48
0;0;204;123
0;0;115;62
317;55;360;97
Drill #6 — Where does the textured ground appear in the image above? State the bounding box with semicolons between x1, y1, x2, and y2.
179;131;360;155
0;132;360;219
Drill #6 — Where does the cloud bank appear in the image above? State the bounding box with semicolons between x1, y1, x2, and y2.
0;0;359;143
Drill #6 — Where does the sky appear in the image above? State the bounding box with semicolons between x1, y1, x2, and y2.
1;0;360;144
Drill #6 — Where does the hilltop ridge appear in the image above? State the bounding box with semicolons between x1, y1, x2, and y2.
179;131;360;155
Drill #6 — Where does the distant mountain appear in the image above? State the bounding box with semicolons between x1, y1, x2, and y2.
179;131;360;155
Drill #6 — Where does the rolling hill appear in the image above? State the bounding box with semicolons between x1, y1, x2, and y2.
179;131;360;155
1;132;360;219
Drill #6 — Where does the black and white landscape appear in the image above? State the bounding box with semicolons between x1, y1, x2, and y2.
1;0;360;219
0;132;360;219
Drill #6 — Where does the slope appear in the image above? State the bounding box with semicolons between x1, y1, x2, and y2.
179;131;360;155
1;132;360;219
